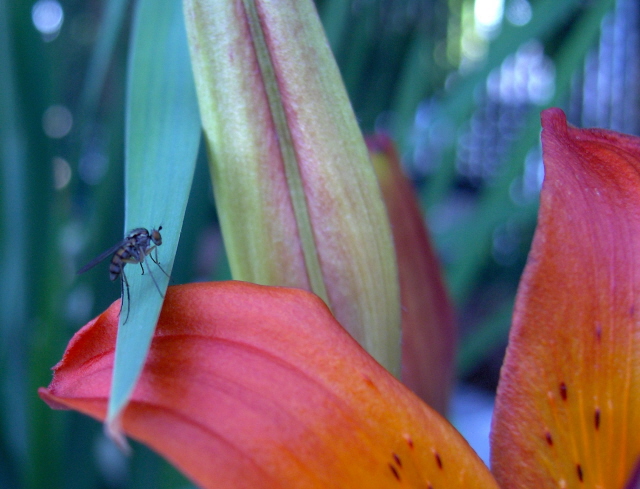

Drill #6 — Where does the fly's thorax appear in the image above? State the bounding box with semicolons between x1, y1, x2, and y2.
127;228;150;238
127;228;151;249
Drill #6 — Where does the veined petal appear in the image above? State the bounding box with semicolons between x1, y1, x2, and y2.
368;135;456;415
183;0;401;374
491;108;640;487
40;282;497;489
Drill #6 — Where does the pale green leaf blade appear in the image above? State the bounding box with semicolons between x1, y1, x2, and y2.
106;0;200;432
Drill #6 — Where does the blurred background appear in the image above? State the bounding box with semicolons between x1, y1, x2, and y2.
1;0;637;486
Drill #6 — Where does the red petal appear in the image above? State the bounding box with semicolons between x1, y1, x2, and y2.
41;282;497;488
491;108;640;487
368;135;456;415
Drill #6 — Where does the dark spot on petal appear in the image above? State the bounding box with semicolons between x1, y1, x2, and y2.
577;463;583;482
434;452;442;469
630;305;635;317
362;375;382;396
392;452;402;467
595;408;600;430
362;374;376;389
559;382;567;401
389;463;400;481
427;484;433;489
595;323;602;342
403;434;414;449
545;431;553;446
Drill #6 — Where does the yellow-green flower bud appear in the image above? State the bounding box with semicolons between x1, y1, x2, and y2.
184;0;401;374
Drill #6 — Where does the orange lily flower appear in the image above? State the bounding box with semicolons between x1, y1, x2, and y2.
40;108;640;488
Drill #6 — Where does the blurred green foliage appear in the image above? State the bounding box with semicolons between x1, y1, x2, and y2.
0;0;624;486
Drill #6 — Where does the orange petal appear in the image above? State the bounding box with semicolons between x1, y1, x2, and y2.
491;108;640;487
41;282;497;489
368;135;456;415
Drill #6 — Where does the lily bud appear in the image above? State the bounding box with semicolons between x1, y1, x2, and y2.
184;0;400;373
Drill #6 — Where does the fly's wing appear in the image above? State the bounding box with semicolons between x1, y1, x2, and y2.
77;240;128;275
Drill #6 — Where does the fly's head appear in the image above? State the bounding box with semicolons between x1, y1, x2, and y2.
151;226;163;246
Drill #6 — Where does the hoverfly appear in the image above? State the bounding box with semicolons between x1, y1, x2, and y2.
77;227;168;322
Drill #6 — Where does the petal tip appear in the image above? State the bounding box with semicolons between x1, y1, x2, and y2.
38;387;70;411
540;107;567;132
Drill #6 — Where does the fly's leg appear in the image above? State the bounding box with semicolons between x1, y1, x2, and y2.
143;259;165;298
119;270;131;324
146;245;171;280
118;281;123;318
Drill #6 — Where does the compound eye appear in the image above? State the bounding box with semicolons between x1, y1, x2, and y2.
152;229;163;245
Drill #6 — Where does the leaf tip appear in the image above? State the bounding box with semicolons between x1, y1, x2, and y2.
105;414;131;455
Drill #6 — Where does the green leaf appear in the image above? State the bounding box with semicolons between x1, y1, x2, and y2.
106;0;200;434
78;0;129;118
